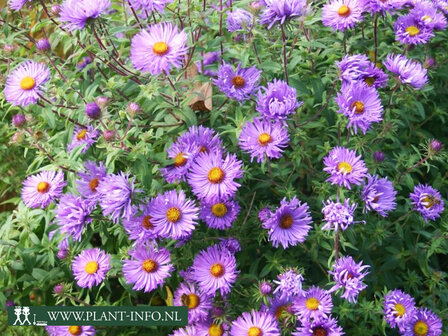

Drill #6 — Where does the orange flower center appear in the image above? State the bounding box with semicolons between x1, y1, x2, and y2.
232;75;246;88
36;181;50;193
141;215;154;229
174;153;187;167
210;263;225;277
166;207;182;223
211;203;228;217
351;101;365;114
153;41;169;56
279;214;293;229
68;326;83;335
20;76;36;90
406;25;420;36
312;327;328;336
208;167;225;184
84;261;99;275
258;133;272;146
337;161;353;174
142;259;158;273
247;326;262;336
89;178;99;192
338;5;350;17
77;129;87;141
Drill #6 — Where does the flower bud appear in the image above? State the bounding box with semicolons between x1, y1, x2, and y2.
12;114;26;128
35;38;51;52
103;129;115;142
53;284;65;295
424;57;436;69
430;139;442;152
373;151;385;163
4;44;15;55
57;248;68;260
127;102;140;116
85;102;101;120
250;1;263;13
96;96;109;109
260;282;272;295
5;300;15;310
50;4;61;15
11;132;25;144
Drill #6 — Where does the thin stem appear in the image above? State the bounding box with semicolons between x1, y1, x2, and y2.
127;0;144;29
397;156;429;183
334;229;340;261
280;25;289;84
241;192;257;227
219;0;224;59
373;14;379;63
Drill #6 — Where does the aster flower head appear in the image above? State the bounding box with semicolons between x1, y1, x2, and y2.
8;0;32;11
72;248;111;288
21;171;65;208
59;0;111;31
362;174;397;217
200;198;240;230
46;326;96;336
192;244;239;296
56;194;92;241
273;269;304;299
129;0;173;13
335;82;383;134
123;201;159;242
293;316;345;336
329;256;369;303
226;8;253;32
360;64;389;89
177;125;223;155
263;197;312;249
97;172;138;223
383;289;417;331
76;160;107;205
196;319;230;336
402;308;443;336
173;282;213;323
321;199;357;231
149;189;199;240
123;242;174;293
266;295;294;321
35;38;51;51
170;326;197;336
260;0;308;29
337;54;371;83
231;310;280;336
394;14;434;45
260;281;273;295
293;286;333;322
213;62;261;102
4;61;50;107
67;125;100;154
412;1;447;30
160;141;200;183
322;0;364;32
12;114;26;128
130;22;188;75
366;0;405;14
85;102;101;120
323;146;368;189
384;54;428;90
196;51;220;77
409;184;444;222
256;79;301;121
188;151;244;202
239;117;290;163
218;237;242;253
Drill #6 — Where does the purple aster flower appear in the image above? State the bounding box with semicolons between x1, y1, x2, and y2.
59;0;111;31
323;146;368;189
383;289;416;332
260;0;308;29
97;172;137;223
149;189;199;240
35;38;51;51
409;184;444;222
72;248;111;288
21;171;65;208
67;125;100;154
231;310;281;336
394;14;434;45
160;141;200;183
293;286;333;322
226;8;253;32
173;282;213;323
188;151;244;202
55;194;92;241
384;54;428;90
128;0;172;13
46;326;96;336
335;82;383;134
12;114;26;128
256;79;301;121
402;308;443;336
123;242;174;293
260;281;273;295
360;63;389;89
77;56;92;70
266;295;294;321
85;102;101;120
8;0;32;10
130;22;188;75
196;319;230;336
196;51;220;77
123;201;159;242
263;197;312;249
239;117;290;162
273;269;304;299
321;199;357;231
328;256;369;303
4;61;50;107
322;0;364;32
373;151;385;162
366;0;405;14
218;237;242;253
362;174;397;217
213;62;261;102
170;326;197;336
76;160;107;205
337;54;371;84
411;1;447;30
293;316;345;336
192;245;239;296
436;0;448;14
200;198;240;230
177;125;223;155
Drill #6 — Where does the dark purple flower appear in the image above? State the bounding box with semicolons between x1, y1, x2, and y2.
260;282;273;295
293;316;345;336
383;289;416;332
173;282;213;323
260;0;308;29
409;184;444;222
72;248;111;288
85;102;101;120
321;199;357;231
362;174;397;217
218;237;242;253
177;125;223;155
21;171;66;208
56;193;92;241
226;8;253;32
373;151;385;162
59;0;111;31
35;38;51;51
430;139;443;152
12;114;26;128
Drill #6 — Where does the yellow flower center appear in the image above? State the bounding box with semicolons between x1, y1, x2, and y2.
84;261;99;275
89;178;99;192
338;5;350;17
312;327;328;336
414;320;429;336
141;215;154;229
232;75;246;88
422;195;439;209
174;153;187;167
351;101;365;114
422;15;432;23
208;167;225;184
406;25;420;36
68;326;83;335
209;324;224;336
210;263;225;277
337;161;353;174
181;293;200;309
211;203;228;217
305;297;320;310
364;76;376;86
394;303;406;317
153;41;169;56
142;259;158;273
76;129;87;141
279;214;293;229
258;133;272;146
166;207;182;223
247;327;262;336
20;76;36;90
36;181;50;193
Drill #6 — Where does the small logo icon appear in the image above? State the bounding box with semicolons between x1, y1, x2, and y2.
12;306;33;326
